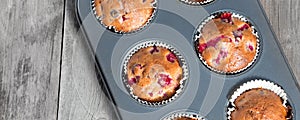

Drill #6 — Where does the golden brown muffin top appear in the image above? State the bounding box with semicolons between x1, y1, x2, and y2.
94;0;155;32
127;46;183;102
231;88;288;120
197;12;258;73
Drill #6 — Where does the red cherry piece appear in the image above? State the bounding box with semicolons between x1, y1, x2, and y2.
237;24;250;31
207;35;229;47
128;76;140;86
198;43;207;53
157;74;172;87
207;36;222;47
122;15;129;21
248;45;254;51
128;78;137;86
214;50;228;64
219;50;228;59
166;53;177;63
148;92;153;97
150;46;159;54
136;76;141;80
163;93;168;98
199;35;231;53
215;58;221;64
220;12;233;24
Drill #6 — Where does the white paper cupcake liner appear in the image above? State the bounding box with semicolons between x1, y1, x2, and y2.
122;40;189;107
91;0;157;34
227;79;293;120
162;111;205;120
179;0;214;6
194;10;261;74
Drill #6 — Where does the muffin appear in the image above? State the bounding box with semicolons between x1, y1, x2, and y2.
231;88;288;120
195;12;259;73
126;46;183;103
93;0;156;33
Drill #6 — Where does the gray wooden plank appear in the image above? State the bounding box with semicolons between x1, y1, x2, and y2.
0;0;64;120
57;0;117;119
261;0;300;81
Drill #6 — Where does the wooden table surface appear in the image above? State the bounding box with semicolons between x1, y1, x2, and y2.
0;0;299;119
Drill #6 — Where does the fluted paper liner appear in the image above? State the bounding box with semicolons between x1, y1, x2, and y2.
180;0;214;6
162;111;205;120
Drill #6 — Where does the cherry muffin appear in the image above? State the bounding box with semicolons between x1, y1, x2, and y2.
126;45;183;103
195;11;259;73
231;88;288;120
93;0;156;33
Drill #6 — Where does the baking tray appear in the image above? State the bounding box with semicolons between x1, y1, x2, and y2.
75;0;300;119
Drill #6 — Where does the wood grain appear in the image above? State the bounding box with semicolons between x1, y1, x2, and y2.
0;0;63;120
260;0;300;81
57;0;117;120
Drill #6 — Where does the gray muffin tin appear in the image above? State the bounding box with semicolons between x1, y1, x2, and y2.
75;0;300;119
